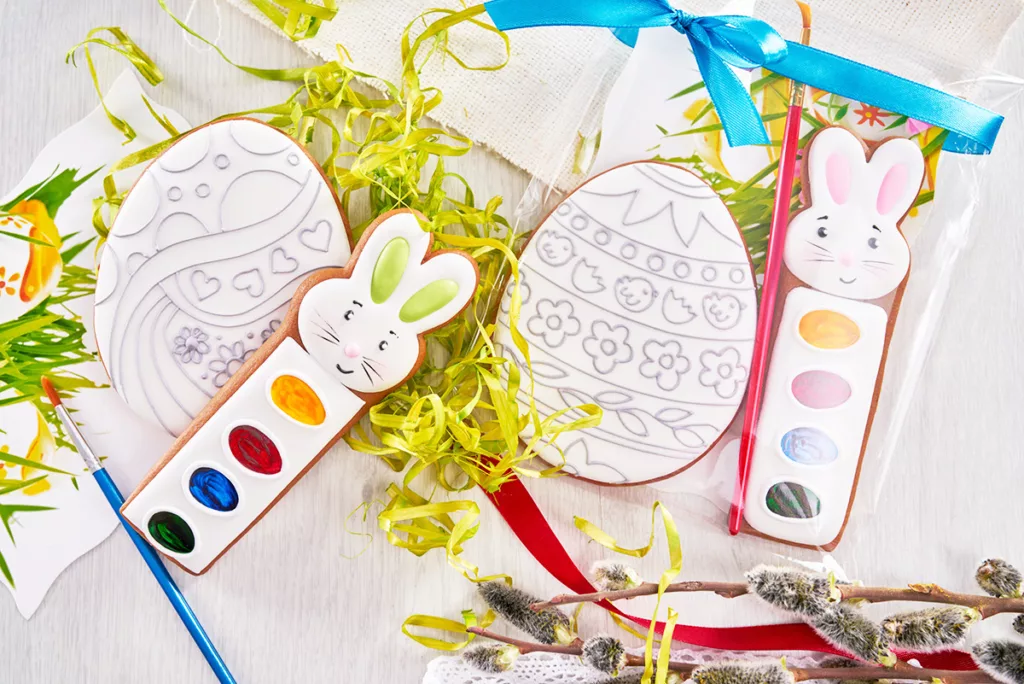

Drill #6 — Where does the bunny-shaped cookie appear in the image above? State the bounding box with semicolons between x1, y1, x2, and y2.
742;126;925;549
122;210;478;574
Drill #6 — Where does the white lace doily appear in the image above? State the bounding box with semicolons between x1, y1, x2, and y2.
423;647;826;684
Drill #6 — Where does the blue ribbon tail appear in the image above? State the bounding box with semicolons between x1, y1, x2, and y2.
613;27;639;47
774;43;1003;154
689;43;771;147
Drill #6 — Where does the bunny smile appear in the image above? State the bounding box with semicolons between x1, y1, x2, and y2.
839;276;858;284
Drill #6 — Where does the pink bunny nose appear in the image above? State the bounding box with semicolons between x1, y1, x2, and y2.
838;253;854;268
344;343;361;358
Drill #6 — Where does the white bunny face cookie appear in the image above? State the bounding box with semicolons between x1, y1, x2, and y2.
784;127;925;301
298;211;478;394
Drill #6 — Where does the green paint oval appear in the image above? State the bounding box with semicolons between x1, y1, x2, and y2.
399;280;459;323
148;511;196;554
371;237;410;304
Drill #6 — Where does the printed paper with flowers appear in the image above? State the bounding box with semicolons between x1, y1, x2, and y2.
0;72;187;618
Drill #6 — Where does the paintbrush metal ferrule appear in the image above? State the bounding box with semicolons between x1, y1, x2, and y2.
53;404;102;472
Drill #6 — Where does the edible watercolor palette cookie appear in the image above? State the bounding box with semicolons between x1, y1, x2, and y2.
121;210;479;574
94;118;352;436
743;127;925;549
494;161;757;485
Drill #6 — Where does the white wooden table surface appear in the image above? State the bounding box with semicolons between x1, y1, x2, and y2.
2;1;1024;683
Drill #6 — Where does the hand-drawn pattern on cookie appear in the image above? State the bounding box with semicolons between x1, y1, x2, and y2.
702;292;745;330
662;288;697;325
639;339;690;391
614;275;658;313
94;119;353;436
698;347;749;399
571;259;605;293
582;320;633;374
494;161;757;484
536;229;575;266
527;299;581;348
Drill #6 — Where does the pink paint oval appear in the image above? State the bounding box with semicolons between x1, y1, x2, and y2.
791;370;852;410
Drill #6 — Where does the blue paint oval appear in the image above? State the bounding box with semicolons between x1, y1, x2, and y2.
188;467;239;512
780;427;838;465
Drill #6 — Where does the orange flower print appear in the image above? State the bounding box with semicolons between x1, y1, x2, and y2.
852;103;892;128
0;266;21;296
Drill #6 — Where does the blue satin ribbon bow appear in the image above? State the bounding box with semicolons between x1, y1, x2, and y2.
483;0;1003;154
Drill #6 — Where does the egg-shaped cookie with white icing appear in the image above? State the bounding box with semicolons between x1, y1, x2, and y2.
494;162;756;485
94;118;352;436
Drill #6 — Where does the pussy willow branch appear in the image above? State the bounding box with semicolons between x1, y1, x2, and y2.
466;628;995;683
531;581;1024;618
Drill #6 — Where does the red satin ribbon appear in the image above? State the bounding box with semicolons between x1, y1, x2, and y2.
484;473;976;670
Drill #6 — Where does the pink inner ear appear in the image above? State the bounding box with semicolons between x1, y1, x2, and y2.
825;153;851;205
877;163;909;215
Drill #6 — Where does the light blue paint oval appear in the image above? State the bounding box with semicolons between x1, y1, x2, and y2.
780;427;838;466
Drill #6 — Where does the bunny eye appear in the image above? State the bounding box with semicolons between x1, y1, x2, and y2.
868;237;879;249
343;310;355;321
378;340;388;351
817;227;828;238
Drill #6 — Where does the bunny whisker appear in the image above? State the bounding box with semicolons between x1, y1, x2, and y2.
315;324;340;343
805;240;833;255
806;257;836;263
315;311;340;338
314;333;339;345
361;364;374;383
862;259;895;266
364;361;384;380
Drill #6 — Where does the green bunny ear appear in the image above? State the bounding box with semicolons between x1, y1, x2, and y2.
399;279;460;323
370;237;410;304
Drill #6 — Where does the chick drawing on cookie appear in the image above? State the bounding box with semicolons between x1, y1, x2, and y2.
614;275;658;313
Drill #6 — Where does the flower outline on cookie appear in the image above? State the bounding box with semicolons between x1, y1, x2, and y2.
698;347;749;399
527;299;581;348
536;230;575;267
208;341;255;388
500;271;531;314
702;292;744;330
173;327;211;364
639;339;690;391
582;320;633;374
662;288;697;325
614;275;658;313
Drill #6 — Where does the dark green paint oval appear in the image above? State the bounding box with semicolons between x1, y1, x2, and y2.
765;482;822;519
147;511;196;554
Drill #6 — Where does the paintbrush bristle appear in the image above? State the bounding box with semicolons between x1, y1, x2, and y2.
41;377;62;407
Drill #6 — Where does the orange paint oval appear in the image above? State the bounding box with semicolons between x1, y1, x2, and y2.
798;310;860;350
270;375;325;426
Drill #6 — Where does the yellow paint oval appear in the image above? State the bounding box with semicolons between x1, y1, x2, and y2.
798;310;860;350
270;375;326;426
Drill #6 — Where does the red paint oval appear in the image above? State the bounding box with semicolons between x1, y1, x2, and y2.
228;425;282;475
791;370;852;410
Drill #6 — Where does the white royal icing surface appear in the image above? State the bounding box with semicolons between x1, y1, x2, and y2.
94;119;352;436
494;162;757;485
743;127;925;545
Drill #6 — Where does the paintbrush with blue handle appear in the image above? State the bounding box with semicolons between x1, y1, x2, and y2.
42;377;236;684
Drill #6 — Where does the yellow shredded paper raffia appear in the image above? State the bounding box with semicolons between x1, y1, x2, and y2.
68;0;602;651
577;502;683;684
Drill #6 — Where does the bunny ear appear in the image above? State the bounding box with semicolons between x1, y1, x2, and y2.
806;127;868;208
350;211;431;302
868;137;926;219
397;252;477;333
